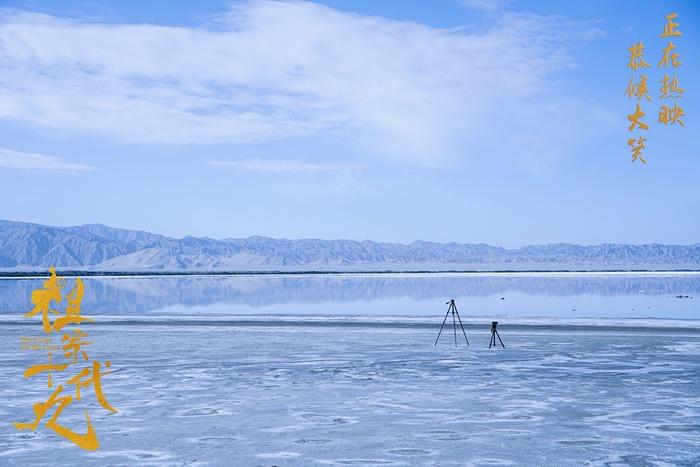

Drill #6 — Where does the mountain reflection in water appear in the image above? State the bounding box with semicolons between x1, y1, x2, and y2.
1;273;698;319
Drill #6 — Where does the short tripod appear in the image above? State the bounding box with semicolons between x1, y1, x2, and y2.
489;321;505;349
434;299;469;347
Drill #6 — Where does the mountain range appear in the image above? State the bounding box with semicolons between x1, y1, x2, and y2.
0;219;698;271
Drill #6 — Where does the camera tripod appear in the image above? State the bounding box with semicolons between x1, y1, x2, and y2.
434;299;469;347
489;321;505;349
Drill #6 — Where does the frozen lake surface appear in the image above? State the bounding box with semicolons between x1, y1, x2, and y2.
1;321;700;466
1;273;699;465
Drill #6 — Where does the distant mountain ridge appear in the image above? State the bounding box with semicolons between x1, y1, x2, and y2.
0;219;698;271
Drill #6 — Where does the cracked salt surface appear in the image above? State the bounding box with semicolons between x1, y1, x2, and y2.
1;322;699;466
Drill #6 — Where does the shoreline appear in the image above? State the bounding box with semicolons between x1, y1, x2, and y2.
1;269;700;279
2;314;700;331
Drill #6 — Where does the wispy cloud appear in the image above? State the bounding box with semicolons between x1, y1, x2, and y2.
0;1;608;167
0;148;94;173
209;159;360;174
461;0;512;13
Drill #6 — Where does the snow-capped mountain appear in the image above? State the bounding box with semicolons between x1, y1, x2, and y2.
0;219;698;271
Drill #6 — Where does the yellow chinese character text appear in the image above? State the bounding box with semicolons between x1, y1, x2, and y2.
22;352;68;389
25;267;65;334
658;103;685;126
628;103;649;131
66;361;117;412
53;278;93;331
659;41;681;68
62;329;91;364
625;75;650;101
660;13;682;38
627;136;647;164
13;385;100;451
627;42;650;70
659;74;685;99
16;268;117;451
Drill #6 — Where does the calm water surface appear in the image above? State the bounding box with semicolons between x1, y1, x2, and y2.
1;272;698;320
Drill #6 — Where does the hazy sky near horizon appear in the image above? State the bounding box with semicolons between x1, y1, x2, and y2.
0;0;698;247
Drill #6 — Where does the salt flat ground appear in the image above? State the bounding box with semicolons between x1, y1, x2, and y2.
1;322;699;466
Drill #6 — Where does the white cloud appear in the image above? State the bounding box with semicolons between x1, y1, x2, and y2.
0;148;94;173
0;1;608;167
461;0;512;13
209;159;359;173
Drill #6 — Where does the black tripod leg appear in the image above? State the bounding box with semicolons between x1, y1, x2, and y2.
452;308;457;348
489;331;493;348
434;308;451;346
454;309;469;345
495;330;505;349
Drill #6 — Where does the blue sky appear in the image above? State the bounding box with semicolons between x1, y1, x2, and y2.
0;0;698;247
